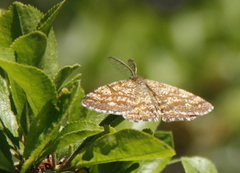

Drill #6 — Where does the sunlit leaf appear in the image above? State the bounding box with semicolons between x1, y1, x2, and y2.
0;75;18;137
72;129;175;166
0;59;57;115
37;0;66;35
181;156;218;173
54;64;80;90
11;31;47;66
52;121;103;151
11;2;43;35
0;47;15;61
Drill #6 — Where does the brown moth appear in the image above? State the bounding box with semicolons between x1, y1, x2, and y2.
82;57;213;122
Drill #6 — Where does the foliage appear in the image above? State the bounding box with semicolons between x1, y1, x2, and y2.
0;1;218;173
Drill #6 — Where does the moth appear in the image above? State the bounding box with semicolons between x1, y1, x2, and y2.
82;57;213;122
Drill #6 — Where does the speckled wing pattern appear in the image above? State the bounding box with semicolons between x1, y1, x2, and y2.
82;79;159;122
82;57;213;122
144;79;214;122
82;76;213;122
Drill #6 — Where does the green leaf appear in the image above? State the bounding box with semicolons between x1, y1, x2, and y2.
22;102;60;172
0;130;15;172
0;150;15;172
0;47;15;61
92;161;140;173
61;80;86;123
55;76;85;128
38;29;59;78
12;2;43;35
181;156;218;173
0;5;20;47
9;79;27;122
154;131;174;148
129;131;173;173
34;0;66;78
0;1;59;77
56;73;104;124
0;2;43;47
93;158;171;173
0;58;57;115
132;158;170;173
52;121;103;151
115;120;160;132
37;0;66;35
54;64;81;90
82;110;109;125
23;101;59;158
11;31;47;66
0;75;18;137
91;129;173;173
73;129;175;166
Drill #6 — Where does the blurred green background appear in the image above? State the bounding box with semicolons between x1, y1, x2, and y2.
2;0;240;172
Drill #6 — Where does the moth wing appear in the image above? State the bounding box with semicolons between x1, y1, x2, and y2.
145;79;214;122
82;80;139;115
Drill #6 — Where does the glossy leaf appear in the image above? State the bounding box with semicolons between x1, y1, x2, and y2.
0;75;18;137
0;130;15;172
131;158;171;173
92;157;171;173
0;58;57;115
61;79;86;123
22;102;60;172
11;31;47;66
52;121;103;151
11;2;43;35
0;2;43;47
91;161;140;173
130;131;174;173
72;129;175;166
181;156;218;173
54;64;81;90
